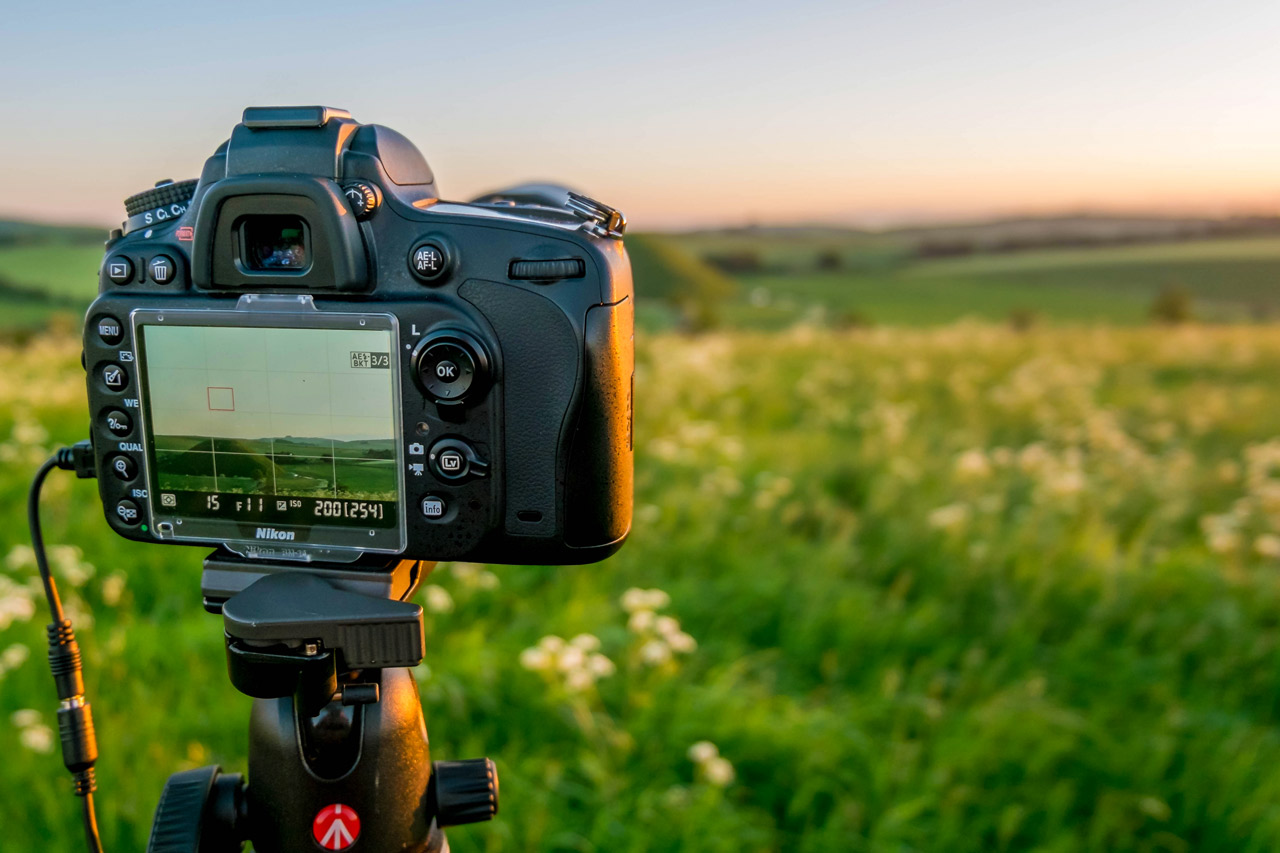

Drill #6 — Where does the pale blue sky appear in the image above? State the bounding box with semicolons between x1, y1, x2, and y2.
3;0;1279;228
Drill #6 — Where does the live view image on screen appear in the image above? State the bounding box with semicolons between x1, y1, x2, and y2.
138;323;399;530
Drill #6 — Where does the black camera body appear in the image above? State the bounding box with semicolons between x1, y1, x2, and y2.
83;106;633;566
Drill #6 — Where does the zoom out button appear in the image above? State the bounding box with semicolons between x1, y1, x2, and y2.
115;499;141;525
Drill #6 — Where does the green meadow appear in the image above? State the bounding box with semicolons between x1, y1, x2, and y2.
1;221;1280;850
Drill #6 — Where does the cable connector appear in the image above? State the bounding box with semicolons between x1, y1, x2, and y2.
54;440;97;479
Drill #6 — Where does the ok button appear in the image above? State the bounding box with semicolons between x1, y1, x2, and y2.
417;340;479;402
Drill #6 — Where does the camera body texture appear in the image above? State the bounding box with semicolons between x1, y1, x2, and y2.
82;106;633;566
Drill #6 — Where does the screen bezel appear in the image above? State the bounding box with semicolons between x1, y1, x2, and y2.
129;307;406;560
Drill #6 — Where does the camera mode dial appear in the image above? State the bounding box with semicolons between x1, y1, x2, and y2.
412;331;489;405
123;179;198;233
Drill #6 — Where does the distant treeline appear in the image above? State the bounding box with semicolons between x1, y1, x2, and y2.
698;216;1280;275
0;220;105;247
0;274;83;306
912;216;1280;259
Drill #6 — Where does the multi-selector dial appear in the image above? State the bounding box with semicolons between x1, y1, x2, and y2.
412;330;489;405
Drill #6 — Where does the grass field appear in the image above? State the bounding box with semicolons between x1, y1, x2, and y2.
673;236;1280;329
4;323;1280;850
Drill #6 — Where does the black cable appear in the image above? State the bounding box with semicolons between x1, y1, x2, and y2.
82;793;104;853
28;455;65;624
29;446;105;853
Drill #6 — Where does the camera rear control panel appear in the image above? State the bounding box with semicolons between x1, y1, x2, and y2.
83;296;505;562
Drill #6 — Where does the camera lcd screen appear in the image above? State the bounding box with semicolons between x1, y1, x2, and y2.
241;215;310;271
135;315;404;555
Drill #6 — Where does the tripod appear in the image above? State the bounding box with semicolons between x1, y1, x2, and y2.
146;552;499;853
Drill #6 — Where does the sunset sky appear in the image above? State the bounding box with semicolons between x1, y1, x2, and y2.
3;0;1280;230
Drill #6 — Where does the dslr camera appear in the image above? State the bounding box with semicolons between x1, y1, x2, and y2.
82;106;634;569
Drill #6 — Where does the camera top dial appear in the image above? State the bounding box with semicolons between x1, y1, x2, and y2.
122;178;198;234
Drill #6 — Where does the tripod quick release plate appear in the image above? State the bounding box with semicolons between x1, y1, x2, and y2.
223;572;425;669
221;572;425;714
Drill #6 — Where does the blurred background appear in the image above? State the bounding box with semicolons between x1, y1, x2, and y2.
3;1;1280;849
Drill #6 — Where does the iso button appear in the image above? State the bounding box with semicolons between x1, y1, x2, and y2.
408;241;449;284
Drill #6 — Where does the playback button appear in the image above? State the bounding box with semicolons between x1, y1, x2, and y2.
106;256;134;285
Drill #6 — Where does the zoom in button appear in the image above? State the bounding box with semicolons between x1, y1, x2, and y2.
107;454;137;481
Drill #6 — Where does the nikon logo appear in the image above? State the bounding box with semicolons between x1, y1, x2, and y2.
255;527;296;541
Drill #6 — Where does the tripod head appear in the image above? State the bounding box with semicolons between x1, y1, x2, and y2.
143;553;498;853
220;567;425;716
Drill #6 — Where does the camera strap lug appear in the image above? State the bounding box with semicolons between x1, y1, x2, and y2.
566;192;627;238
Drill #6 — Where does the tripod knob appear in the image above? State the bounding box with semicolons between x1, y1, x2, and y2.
430;758;499;827
147;765;246;853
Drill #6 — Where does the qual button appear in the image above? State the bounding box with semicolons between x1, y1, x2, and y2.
107;454;137;481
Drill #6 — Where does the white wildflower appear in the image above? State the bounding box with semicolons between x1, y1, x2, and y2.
569;633;601;652
687;741;719;763
557;645;586;673
628;609;655;633
19;724;54;754
704;756;735;787
101;573;126;607
955;449;992;480
668;631;697;654
0;643;29;672
423;585;454;614
928;503;970;532
654;615;681;639
640;639;672;667
519;647;552;672
10;709;42;728
1256;535;1280;560
587;653;616;678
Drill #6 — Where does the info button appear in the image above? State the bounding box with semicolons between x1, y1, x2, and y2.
421;496;447;519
